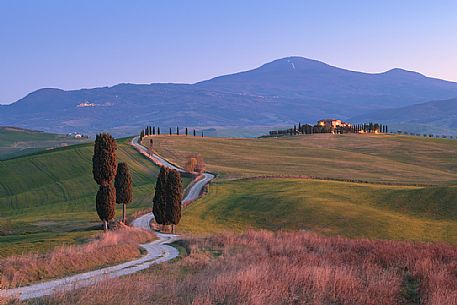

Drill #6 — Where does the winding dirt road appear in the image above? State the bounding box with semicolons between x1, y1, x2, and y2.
0;136;214;301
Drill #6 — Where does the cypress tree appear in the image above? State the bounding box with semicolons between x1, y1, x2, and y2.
201;131;204;137
158;127;161;135
114;162;133;224
165;169;183;234
92;133;117;231
177;126;179;136
96;185;116;231
193;129;196;136
169;128;172;136
153;166;169;226
185;128;188;136
92;133;117;186
153;126;156;135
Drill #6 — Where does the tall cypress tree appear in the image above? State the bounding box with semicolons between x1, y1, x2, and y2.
177;126;179;135
92;133;117;231
193;129;196;136
158;127;161;135
114;162;133;224
165;169;182;233
169;128;172;136
185;128;188;136
96;185;116;231
92;133;117;186
153;166;169;226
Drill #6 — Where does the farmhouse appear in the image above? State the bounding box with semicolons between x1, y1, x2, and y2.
317;119;351;128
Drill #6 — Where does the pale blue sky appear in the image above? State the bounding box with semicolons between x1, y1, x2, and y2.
1;0;457;104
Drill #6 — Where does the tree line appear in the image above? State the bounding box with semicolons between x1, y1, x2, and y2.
92;133;183;233
140;125;204;141
269;122;388;136
396;130;456;140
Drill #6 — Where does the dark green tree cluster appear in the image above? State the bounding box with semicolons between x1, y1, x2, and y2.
92;133;118;231
114;162;133;224
352;123;388;133
269;121;388;136
152;167;183;233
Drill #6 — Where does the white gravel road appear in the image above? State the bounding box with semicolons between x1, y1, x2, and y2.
0;136;214;301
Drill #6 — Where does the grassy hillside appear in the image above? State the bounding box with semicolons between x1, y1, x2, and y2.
0;126;89;160
179;178;457;243
147;133;457;185
144;134;457;243
0;138;166;257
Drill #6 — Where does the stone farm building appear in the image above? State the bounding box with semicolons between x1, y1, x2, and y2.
317;119;352;129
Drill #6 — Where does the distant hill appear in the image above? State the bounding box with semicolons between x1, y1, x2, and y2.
2;57;457;136
351;98;457;135
0;126;89;160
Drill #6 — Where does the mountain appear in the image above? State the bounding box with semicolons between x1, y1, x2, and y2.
2;56;457;136
197;57;457;108
351;98;457;135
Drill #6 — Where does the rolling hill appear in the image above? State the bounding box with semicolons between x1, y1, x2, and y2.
0;126;89;160
0;138;161;257
2;57;457;136
145;133;457;243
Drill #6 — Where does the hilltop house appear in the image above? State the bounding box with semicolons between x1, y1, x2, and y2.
317;119;351;129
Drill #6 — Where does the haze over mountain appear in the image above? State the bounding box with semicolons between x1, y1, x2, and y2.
2;57;457;136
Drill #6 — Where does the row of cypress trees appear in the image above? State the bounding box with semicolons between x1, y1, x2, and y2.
92;134;133;231
140;125;203;141
152;166;183;234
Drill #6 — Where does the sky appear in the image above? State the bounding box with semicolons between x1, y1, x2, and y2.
1;0;457;104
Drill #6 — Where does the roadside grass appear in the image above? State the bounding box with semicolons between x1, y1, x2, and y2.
0;127;89;160
29;231;457;305
0;227;155;289
0;138;190;257
147;133;457;185
179;179;457;244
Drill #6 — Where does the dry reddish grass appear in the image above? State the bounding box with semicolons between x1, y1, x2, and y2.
35;231;457;305
0;227;154;289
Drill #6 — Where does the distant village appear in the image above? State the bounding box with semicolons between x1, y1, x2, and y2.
66;132;89;139
268;119;388;136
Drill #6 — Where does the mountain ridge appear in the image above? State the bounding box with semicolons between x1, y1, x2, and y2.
2;56;457;136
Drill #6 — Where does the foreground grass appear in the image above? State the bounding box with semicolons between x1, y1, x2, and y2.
25;231;457;305
0;127;89;160
0;138;178;257
179;178;457;244
147;133;457;185
0;227;154;289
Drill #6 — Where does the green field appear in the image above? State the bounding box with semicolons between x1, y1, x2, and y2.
0;126;89;160
179;178;457;243
0;138;179;257
145;134;457;243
